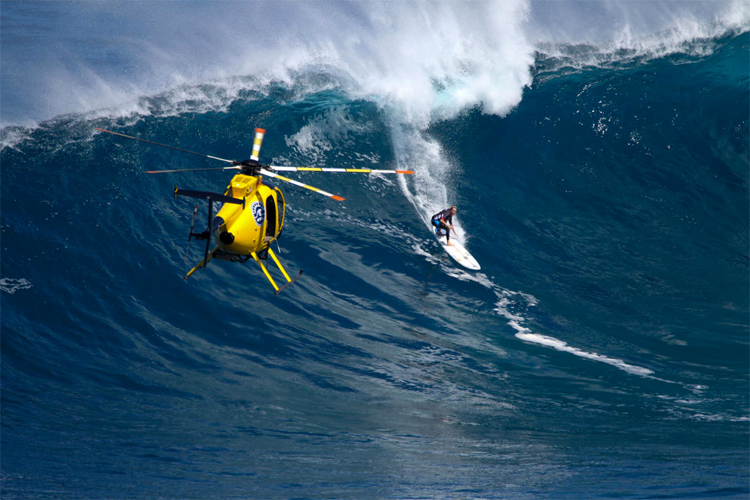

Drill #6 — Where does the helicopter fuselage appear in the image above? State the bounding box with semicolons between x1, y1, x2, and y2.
213;173;285;256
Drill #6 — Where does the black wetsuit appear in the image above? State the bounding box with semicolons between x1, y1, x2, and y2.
431;209;454;241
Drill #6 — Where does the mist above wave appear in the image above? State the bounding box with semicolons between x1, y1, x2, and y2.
4;0;744;129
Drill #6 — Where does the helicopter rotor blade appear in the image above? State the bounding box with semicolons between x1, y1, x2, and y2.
260;169;346;202
268;166;414;175
94;128;235;164
145;166;241;174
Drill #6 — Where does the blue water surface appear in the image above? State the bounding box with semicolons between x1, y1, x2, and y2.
1;1;748;498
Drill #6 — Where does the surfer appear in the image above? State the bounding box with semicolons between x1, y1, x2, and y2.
431;206;457;246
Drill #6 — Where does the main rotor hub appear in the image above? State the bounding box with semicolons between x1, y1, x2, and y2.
234;159;264;176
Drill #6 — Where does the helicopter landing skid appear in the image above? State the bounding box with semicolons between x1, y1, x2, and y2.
251;247;303;295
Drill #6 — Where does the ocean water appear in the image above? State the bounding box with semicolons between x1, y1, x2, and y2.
1;1;748;498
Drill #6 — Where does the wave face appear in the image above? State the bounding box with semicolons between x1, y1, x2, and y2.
2;1;748;498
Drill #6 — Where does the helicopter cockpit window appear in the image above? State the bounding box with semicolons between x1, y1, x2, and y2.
265;195;277;238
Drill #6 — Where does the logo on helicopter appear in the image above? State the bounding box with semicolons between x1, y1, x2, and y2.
251;201;266;226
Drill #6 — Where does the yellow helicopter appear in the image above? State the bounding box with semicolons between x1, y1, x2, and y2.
95;127;413;294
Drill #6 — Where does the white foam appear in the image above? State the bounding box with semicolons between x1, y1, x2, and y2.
515;331;655;377
3;1;537;129
0;278;33;294
530;0;749;69
283;108;375;166
0;127;34;151
5;0;745;128
491;290;656;377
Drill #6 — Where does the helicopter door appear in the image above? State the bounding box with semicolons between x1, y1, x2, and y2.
275;188;285;232
265;195;277;240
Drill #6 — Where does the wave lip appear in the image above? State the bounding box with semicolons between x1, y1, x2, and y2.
5;1;745;129
530;0;750;73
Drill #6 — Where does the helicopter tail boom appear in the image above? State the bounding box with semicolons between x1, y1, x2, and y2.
174;187;245;207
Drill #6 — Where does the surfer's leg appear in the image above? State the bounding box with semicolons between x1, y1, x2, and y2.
441;222;450;241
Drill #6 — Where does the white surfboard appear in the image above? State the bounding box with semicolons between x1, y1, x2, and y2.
431;227;481;271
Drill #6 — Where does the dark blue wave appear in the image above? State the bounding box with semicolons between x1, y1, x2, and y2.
1;31;748;500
